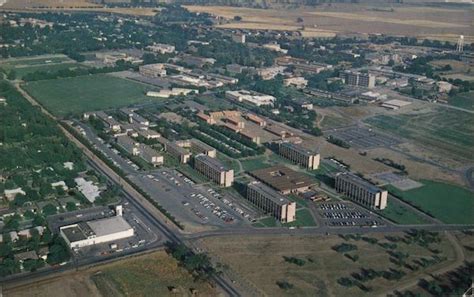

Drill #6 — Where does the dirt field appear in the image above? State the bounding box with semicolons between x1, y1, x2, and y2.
185;4;474;42
4;250;217;297
198;233;459;297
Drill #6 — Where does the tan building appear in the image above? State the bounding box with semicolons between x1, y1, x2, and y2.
240;130;261;145
249;165;315;195
335;172;388;210
139;63;166;77
139;144;163;167
278;142;320;170
175;139;217;158
157;137;191;164
245;113;266;127
246;181;296;223
194;154;234;187
196;112;216;125
116;135;139;156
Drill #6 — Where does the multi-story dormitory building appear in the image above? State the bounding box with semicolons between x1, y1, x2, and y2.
194;154;234;187
335;172;388;210
246;181;296;223
278;142;320;170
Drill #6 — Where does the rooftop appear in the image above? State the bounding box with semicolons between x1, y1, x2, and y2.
280;142;318;157
248;181;292;206
336;172;382;193
195;154;229;172
249;165;315;192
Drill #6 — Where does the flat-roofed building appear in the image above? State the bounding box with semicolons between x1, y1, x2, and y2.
120;108;149;126
264;124;293;139
60;215;134;249
249;165;315;195
175;139;217;158
226;90;276;107
284;76;308;89
223;123;242;133
139;144;163;167
225;117;245;128
278;142;320;170
136;129;161;139
335;172;388;210
95;111;121;132
340;70;376;88
146;43;175;54
139;63;166;77
247;181;296;223
240;130;261;145
196;112;216;125
194;154;233;187
245;113;266;127
157;137;191;163
116;135;140;156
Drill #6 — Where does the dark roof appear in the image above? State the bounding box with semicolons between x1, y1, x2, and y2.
249;165;315;192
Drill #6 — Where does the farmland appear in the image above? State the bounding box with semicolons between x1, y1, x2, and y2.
199;232;458;297
386;180;474;225
364;108;474;162
448;92;474;110
23;74;155;116
185;4;474;42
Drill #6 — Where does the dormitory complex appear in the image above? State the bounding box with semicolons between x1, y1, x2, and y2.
246;181;296;223
335;172;388;210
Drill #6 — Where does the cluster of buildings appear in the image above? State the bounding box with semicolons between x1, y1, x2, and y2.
116;135;164;167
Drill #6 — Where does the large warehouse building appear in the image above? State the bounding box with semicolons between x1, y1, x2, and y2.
335;172;388;210
60;215;134;249
247;181;296;223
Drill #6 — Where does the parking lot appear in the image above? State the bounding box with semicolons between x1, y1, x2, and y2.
326;126;401;149
316;202;385;227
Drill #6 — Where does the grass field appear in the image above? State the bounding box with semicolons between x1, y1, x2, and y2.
14;63;88;79
377;201;431;225
200;233;457;297
91;251;216;297
448;92;474;111
23;74;155;116
240;156;270;172
364;108;474;161
387;180;474;225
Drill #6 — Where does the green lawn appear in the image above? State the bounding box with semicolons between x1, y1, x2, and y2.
377;201;430;225
387;180;474;225
253;216;278;228
364;108;474;161
23;74;156;116
240;156;270;172
1;56;71;67
283;209;317;228
448;92;474;111
14;63;88;79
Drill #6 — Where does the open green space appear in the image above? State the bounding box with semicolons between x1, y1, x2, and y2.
23;74;155;116
387;180;474;225
377;201;430;225
13;63;89;79
448;92;474;111
0;56;72;67
240;156;270;172
283;208;317;227
252;216;279;228
364;108;474;161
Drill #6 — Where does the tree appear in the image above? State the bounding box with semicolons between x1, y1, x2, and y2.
233;16;242;21
297;17;304;23
7;70;16;80
42;204;57;216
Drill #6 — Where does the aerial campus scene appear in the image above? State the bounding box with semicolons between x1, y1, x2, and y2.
0;0;472;296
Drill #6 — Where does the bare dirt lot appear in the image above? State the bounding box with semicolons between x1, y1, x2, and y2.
185;4;473;42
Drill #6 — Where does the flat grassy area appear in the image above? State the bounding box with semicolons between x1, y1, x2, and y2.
200;232;456;297
14;63;89;79
448;92;474;111
364;108;474;161
377;201;430;225
240;156;270;172
387;180;474;225
91;250;216;297
283;208;316;227
0;55;72;67
23;74;155;116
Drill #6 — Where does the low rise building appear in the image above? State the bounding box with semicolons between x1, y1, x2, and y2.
284;76;308;89
278;142;320;170
245;113;266;127
339;70;376;88
196;112;216;125
146;43;175;54
95;111;121;132
175;139;217;158
194;154;234;187
262;43;288;54
139;63;167;77
257;66;286;80
335;172;388;210
157;138;192;163
249;165;315;195
264;124;293;139
120;108;149;126
232;33;246;44
116;135;140;155
139;144;163;167
74;177;101;203
240;130;261;145
226;90;276;107
60;215;134;249
146;88;198;98
246;181;296;223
